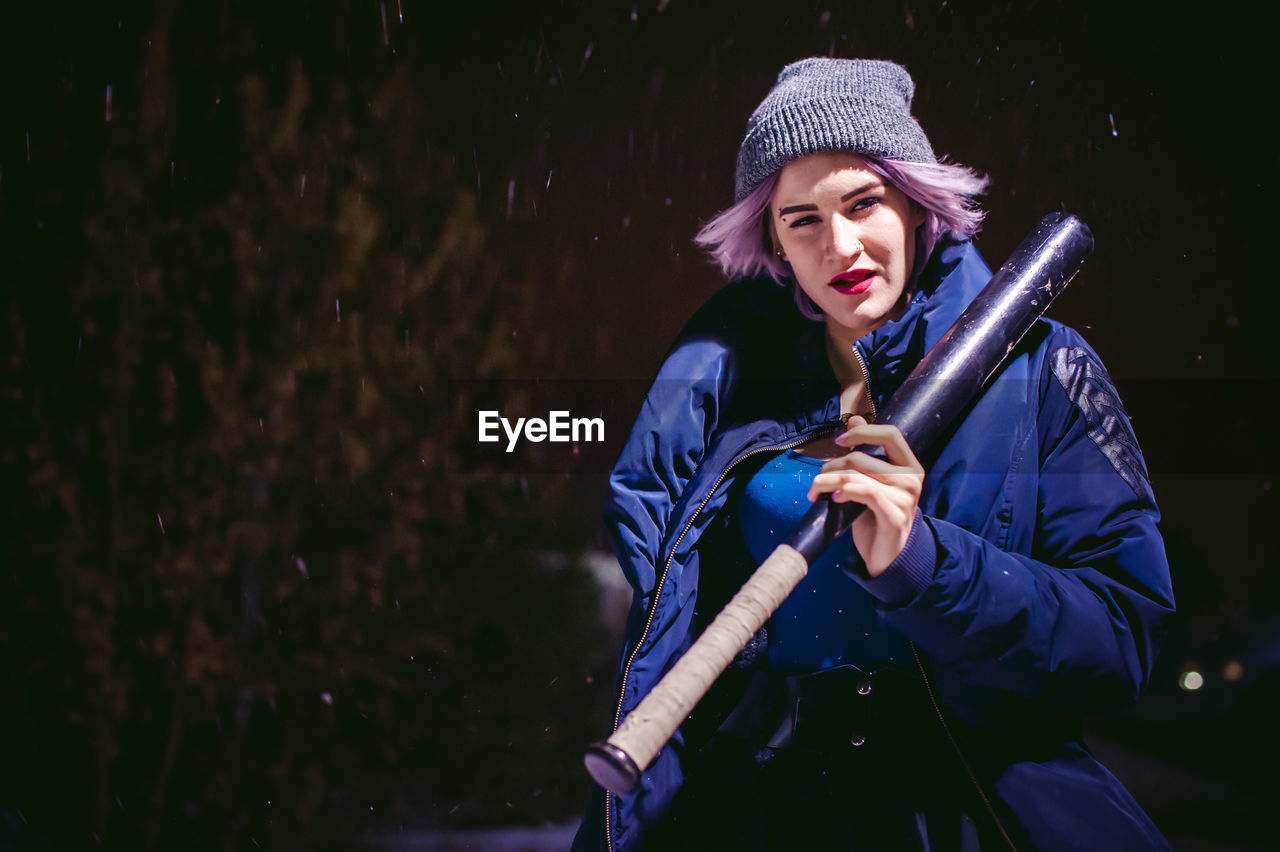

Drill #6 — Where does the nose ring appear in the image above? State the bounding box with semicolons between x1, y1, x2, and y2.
850;239;864;255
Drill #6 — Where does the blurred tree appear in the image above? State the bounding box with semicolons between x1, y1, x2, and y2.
1;2;611;849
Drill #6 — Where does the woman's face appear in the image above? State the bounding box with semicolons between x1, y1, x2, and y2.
771;152;925;342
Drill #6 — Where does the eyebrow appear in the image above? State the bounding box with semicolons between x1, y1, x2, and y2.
777;180;883;217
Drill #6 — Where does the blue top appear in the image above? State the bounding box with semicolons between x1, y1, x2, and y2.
738;449;913;674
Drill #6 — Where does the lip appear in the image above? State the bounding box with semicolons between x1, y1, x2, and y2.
828;269;875;294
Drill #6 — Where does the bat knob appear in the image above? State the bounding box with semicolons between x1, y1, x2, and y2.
584;741;641;795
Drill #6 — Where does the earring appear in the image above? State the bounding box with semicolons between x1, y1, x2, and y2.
775;249;788;261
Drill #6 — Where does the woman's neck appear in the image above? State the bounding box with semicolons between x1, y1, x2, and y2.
821;287;912;391
823;322;866;389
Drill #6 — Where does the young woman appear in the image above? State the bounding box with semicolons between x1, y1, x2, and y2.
575;58;1174;852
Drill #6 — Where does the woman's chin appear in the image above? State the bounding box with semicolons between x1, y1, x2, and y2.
821;304;893;341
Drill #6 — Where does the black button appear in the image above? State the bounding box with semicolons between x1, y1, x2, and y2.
850;731;866;747
856;678;872;696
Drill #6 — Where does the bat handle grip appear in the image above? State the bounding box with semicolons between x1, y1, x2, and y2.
583;543;811;794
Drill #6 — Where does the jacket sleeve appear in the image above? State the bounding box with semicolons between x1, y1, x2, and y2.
603;336;737;597
858;329;1175;711
590;312;749;852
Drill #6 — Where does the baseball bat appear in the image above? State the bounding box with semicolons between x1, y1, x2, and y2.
585;212;1094;795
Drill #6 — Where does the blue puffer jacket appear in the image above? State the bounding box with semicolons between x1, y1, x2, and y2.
574;238;1175;851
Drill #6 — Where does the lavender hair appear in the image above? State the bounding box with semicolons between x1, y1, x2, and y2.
694;156;990;319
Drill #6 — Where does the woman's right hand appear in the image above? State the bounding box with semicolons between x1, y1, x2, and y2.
807;415;925;577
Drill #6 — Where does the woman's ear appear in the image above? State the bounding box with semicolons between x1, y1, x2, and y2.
909;200;927;230
766;215;787;262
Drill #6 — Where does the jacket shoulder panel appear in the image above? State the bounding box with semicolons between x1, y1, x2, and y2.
1042;325;1153;502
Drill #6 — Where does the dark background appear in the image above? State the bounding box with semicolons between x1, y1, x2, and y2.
2;1;1276;849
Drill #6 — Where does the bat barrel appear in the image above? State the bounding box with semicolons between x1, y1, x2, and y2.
884;211;1093;452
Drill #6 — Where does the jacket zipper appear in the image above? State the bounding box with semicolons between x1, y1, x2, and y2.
603;426;835;851
910;643;1020;851
875;327;1013;850
604;345;874;851
852;343;878;424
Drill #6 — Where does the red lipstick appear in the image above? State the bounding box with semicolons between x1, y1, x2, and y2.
829;269;875;294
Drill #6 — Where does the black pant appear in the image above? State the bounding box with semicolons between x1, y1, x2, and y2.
656;667;1004;852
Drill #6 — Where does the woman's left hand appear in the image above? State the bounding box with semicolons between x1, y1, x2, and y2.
806;415;925;577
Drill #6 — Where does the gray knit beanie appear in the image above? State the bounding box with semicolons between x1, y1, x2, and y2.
734;58;936;202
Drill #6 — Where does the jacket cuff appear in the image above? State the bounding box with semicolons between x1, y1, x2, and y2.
857;508;938;606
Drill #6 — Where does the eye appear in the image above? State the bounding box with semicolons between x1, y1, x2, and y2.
849;196;881;214
787;214;820;229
